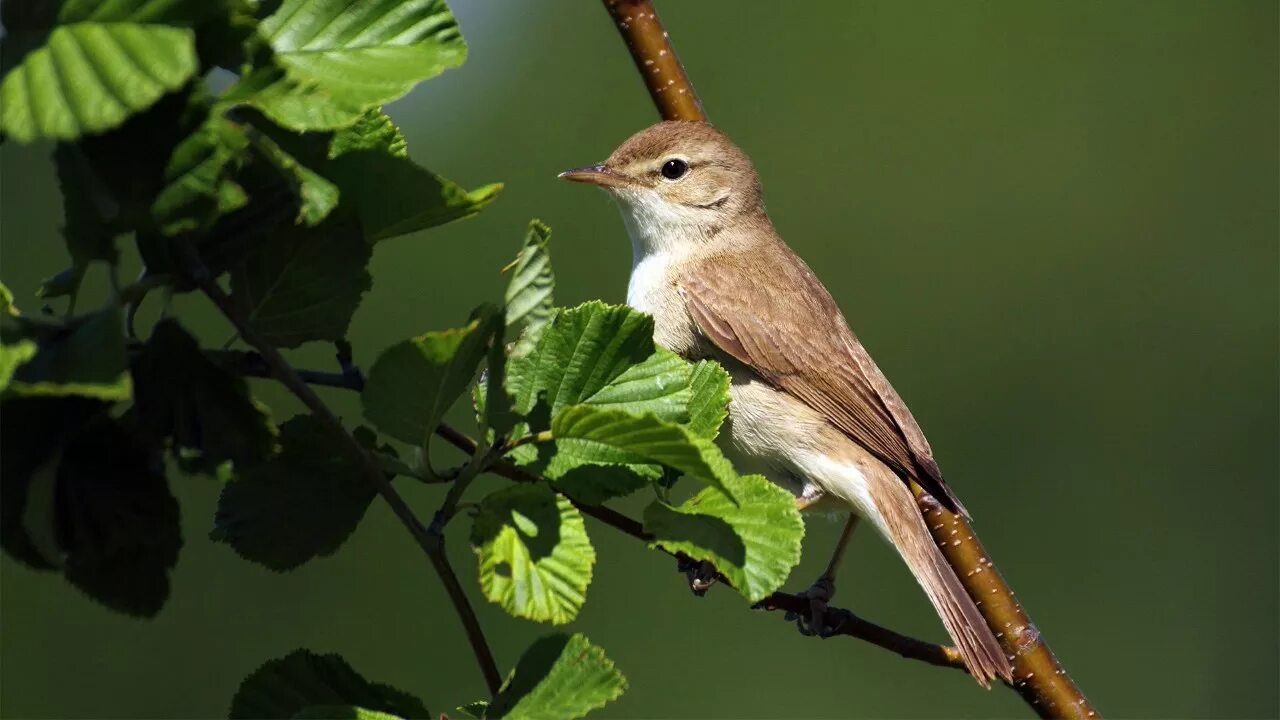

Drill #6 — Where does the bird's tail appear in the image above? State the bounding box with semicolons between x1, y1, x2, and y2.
825;460;1012;687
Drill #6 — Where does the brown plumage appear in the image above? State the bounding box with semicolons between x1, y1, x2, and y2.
561;120;1010;686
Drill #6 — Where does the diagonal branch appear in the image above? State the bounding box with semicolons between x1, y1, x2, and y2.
597;1;1097;717
174;241;503;697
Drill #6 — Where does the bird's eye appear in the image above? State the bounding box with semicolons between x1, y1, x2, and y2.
660;158;688;180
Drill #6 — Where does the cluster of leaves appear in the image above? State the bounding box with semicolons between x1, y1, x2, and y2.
0;1;807;718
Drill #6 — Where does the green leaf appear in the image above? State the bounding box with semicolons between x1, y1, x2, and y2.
131;319;278;473
508;302;691;421
644;473;803;603
212;415;375;571
471;484;595;625
327;150;501;243
230;218;371;348
53;144;117;266
0;19;197;142
505;220;554;355
2;303;131;400
151;116;251;236
550;405;735;500
229;649;430;719
55;415;183;617
543;461;655;506
237;0;468;131
454;701;488;719
329;109;408;159
687;360;731;439
488;634;626;720
0;327;38;392
361;306;498;446
249;125;341;226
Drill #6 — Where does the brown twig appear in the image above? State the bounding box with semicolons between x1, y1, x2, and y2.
598;2;1096;717
603;0;705;122
175;241;503;697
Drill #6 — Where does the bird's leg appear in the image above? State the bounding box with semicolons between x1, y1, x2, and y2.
676;556;718;595
794;513;859;638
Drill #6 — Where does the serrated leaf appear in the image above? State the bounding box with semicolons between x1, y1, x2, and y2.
236;0;467;131
488;634;626;720
53;144;117;266
644;473;803;603
361;306;498;446
54;415;183;617
546;461;655;506
2;303;131;400
505;220;554;355
151;115;251;235
249;125;340;226
550;405;735;500
687;360;731;439
230;218;371;348
212;415;375;571
329;109;407;159
508;302;691;421
327;150;501;242
0;21;198;142
131;319;278;473
230;649;430;719
471;484;595;625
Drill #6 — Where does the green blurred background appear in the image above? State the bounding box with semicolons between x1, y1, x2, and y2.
2;1;1277;717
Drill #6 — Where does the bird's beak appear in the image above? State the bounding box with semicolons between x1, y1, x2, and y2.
558;164;631;189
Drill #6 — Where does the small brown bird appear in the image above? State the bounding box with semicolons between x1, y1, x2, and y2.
561;121;1011;686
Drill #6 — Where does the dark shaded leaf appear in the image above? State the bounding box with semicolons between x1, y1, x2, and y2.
230;218;371;348
2;302;131;400
488;634;626;720
212;415;374;571
229;649;429;719
131;319;278;473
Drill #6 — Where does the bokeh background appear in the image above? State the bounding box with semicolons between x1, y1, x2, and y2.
2;1;1277;718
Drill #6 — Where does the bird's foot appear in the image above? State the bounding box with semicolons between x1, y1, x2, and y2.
787;575;841;638
676;557;717;596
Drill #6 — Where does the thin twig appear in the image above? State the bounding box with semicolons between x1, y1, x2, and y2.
175;241;503;697
597;2;1097;716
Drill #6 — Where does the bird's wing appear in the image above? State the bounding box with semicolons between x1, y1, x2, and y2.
679;245;967;516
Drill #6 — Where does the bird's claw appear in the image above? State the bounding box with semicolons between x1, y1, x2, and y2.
793;575;841;638
676;557;717;596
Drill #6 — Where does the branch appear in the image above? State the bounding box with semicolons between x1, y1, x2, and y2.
175;241;503;697
598;2;1096;717
604;0;705;122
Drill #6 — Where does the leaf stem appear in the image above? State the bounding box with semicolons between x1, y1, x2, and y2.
503;429;553;451
176;240;503;698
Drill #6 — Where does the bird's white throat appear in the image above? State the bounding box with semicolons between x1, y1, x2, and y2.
613;192;701;313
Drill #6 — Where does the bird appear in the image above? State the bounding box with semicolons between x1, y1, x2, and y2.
559;120;1012;687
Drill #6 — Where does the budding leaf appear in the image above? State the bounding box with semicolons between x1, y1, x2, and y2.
229;649;430;719
361;305;499;446
212;415;375;571
644;473;804;603
471;484;595;625
488;634;626;720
